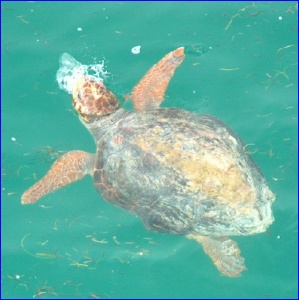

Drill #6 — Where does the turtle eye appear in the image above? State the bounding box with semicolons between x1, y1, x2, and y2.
77;92;82;101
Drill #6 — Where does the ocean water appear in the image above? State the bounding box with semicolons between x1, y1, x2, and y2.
2;2;298;298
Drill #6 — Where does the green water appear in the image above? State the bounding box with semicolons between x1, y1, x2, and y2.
2;2;298;298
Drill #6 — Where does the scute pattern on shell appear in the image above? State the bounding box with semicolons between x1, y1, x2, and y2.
89;108;274;237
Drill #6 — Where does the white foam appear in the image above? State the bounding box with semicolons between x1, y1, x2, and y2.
56;53;107;94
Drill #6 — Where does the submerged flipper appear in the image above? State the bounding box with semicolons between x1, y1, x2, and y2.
187;233;247;277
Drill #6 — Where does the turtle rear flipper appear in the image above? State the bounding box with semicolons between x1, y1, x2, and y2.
187;233;247;277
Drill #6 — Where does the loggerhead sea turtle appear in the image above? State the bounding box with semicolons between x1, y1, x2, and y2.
22;47;275;277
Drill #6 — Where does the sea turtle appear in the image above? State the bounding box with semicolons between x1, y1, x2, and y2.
22;47;275;277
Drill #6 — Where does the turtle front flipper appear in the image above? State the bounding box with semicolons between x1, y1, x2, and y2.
132;47;185;111
22;151;95;205
187;233;247;277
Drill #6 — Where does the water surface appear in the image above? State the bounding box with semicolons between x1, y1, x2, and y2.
2;2;297;298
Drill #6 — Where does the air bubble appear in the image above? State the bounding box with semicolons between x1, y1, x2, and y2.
56;53;107;94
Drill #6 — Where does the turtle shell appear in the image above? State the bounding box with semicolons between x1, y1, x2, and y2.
90;108;274;237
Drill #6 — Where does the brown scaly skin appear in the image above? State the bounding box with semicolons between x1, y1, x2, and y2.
22;47;275;277
73;76;120;122
22;151;95;204
132;47;185;111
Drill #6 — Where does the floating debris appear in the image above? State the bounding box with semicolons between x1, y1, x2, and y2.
131;45;141;54
185;44;208;57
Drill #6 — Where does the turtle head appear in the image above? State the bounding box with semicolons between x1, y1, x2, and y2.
72;76;120;123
